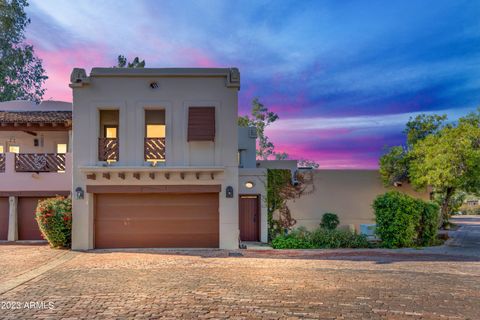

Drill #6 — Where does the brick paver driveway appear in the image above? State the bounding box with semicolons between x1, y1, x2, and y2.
0;246;479;319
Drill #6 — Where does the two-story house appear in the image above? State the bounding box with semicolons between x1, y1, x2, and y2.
0;100;72;242
70;67;269;250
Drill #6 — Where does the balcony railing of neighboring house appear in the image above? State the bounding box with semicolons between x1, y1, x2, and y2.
15;153;66;172
144;137;166;161
0;154;5;173
98;138;119;161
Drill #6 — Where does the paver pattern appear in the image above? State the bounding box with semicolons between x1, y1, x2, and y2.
0;244;66;280
0;247;479;319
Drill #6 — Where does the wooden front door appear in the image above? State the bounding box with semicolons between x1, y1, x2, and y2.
239;195;260;241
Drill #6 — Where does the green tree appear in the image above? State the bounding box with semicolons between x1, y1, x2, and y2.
404;114;447;147
116;55;145;68
0;0;47;102
379;145;409;186
238;97;279;160
379;114;448;186
409;117;480;225
239;97;320;167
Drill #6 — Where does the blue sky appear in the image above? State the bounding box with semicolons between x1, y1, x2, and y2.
26;0;480;168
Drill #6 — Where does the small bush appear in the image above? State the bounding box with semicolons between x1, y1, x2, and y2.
35;197;72;248
373;191;439;248
320;212;340;230
271;227;369;249
310;228;369;248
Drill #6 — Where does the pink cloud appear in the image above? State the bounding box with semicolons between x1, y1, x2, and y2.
34;43;111;102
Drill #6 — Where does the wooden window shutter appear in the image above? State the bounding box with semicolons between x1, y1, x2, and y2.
188;107;215;141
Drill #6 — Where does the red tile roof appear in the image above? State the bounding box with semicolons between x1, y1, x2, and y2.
0;111;72;125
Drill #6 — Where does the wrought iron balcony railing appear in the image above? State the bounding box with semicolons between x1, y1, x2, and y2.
98;138;119;161
15;153;66;172
144;137;166;161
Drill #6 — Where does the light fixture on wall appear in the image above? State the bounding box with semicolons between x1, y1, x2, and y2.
149;81;159;89
245;181;255;189
75;187;84;200
226;186;234;198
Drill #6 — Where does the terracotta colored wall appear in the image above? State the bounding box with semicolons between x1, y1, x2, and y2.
286;170;430;231
0;153;72;192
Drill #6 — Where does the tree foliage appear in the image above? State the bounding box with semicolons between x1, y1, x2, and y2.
409;118;480;223
238;97;320;168
379;109;480;226
238;97;279;160
0;0;47;102
404;114;447;147
116;55;145;68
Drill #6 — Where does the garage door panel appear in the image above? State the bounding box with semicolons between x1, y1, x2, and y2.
95;193;219;248
95;219;219;233
96;234;218;249
0;198;8;240
95;210;218;221
18;197;45;240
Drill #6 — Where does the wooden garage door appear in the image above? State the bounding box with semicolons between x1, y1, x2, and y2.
0;197;8;240
18;197;45;240
95;193;219;248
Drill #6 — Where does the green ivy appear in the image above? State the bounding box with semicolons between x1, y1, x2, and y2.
267;169;292;240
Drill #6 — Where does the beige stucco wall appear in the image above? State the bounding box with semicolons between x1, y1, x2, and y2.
71;68;240;250
287;170;430;232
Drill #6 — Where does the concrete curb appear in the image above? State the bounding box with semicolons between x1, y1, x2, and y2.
0;251;77;295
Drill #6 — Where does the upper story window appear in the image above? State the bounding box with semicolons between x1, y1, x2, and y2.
98;110;119;162
187;107;215;142
144;110;166;163
57;143;67;154
9;145;19;153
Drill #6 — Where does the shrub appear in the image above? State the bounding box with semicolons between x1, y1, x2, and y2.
373;191;439;248
271;227;369;249
35;197;72;248
320;212;340;230
310;228;369;248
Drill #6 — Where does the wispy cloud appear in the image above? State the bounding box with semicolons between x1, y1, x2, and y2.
26;0;480;168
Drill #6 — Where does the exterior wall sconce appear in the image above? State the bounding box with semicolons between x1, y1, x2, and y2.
149;81;159;89
244;181;254;189
226;186;234;198
75;187;84;200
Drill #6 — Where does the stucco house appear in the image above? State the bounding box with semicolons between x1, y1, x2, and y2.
0;66;429;249
0;100;72;241
69;67;270;250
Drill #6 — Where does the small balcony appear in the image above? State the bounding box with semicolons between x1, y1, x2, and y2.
0;153;72;192
144;137;165;162
15;153;66;172
98;138;119;162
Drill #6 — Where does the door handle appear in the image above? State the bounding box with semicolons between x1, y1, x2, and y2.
253;214;257;223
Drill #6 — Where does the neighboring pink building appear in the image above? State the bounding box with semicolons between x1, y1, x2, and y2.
0;100;72;242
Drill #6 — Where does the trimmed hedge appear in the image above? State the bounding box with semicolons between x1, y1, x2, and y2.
373;191;439;248
35;197;72;248
271;227;369;249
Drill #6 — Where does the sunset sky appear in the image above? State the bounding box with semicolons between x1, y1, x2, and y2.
25;0;480;168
